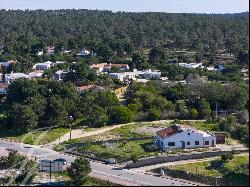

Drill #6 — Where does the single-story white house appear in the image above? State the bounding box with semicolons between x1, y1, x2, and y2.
109;69;161;82
37;50;43;56
28;71;44;79
90;63;130;73
54;61;66;65
76;49;91;56
33;61;53;70
4;73;28;84
53;70;69;81
178;63;203;69
155;124;216;150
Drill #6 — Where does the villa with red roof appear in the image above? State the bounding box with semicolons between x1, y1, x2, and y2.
155;124;216;151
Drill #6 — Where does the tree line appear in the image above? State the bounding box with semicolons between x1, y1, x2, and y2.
0;10;248;64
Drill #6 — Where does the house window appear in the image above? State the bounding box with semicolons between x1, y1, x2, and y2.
168;142;175;146
187;142;190;145
195;141;199;145
205;141;210;145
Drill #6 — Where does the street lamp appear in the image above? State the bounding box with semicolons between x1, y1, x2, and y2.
69;115;73;140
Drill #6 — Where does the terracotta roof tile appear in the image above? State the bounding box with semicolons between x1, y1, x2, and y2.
156;125;181;139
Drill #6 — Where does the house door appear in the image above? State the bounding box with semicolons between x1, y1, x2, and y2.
212;140;215;147
181;141;185;149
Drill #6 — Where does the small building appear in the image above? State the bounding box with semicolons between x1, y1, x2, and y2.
218;64;225;72
54;61;66;65
33;61;53;71
206;66;217;71
47;46;55;55
28;71;44;79
155;124;216;151
76;84;94;94
0;60;16;71
4;73;28;84
178;63;203;69
90;63;130;73
76;49;91;56
0;83;8;94
142;69;161;79
53;70;69;81
214;132;226;144
37;50;44;56
109;69;161;82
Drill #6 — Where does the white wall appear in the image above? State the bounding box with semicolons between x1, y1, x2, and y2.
156;131;216;150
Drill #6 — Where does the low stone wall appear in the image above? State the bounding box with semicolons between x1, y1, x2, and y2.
126;149;248;168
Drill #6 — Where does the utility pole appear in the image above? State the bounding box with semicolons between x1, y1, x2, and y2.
49;161;52;182
69;115;73;140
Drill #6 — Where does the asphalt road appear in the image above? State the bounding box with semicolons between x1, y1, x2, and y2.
0;139;202;186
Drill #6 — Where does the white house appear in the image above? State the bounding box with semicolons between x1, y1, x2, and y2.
33;61;53;71
37;50;43;56
142;69;161;79
28;71;44;79
90;63;130;73
109;69;161;82
55;61;66;65
155;124;216;151
76;49;91;56
178;63;203;69
4;73;28;84
53;70;69;81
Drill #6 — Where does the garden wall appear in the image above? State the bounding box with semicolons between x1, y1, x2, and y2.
126;149;248;168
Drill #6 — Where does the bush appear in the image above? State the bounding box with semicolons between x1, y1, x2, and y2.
221;153;234;163
147;108;161;121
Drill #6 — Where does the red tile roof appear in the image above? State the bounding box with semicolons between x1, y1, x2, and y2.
77;85;94;91
156;125;181;139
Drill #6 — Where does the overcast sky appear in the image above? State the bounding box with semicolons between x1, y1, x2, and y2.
0;0;249;13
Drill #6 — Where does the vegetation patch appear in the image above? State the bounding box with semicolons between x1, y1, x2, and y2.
76;139;159;163
153;154;249;186
0;127;69;145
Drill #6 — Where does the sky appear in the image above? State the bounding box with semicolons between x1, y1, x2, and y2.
0;0;249;13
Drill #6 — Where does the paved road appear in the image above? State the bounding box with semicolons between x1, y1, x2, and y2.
0;139;203;186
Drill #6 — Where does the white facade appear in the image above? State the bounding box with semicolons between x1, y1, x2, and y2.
156;124;216;150
5;73;28;83
37;51;43;56
109;69;161;82
178;63;203;69
33;61;53;70
76;49;91;56
28;71;44;79
53;70;69;81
